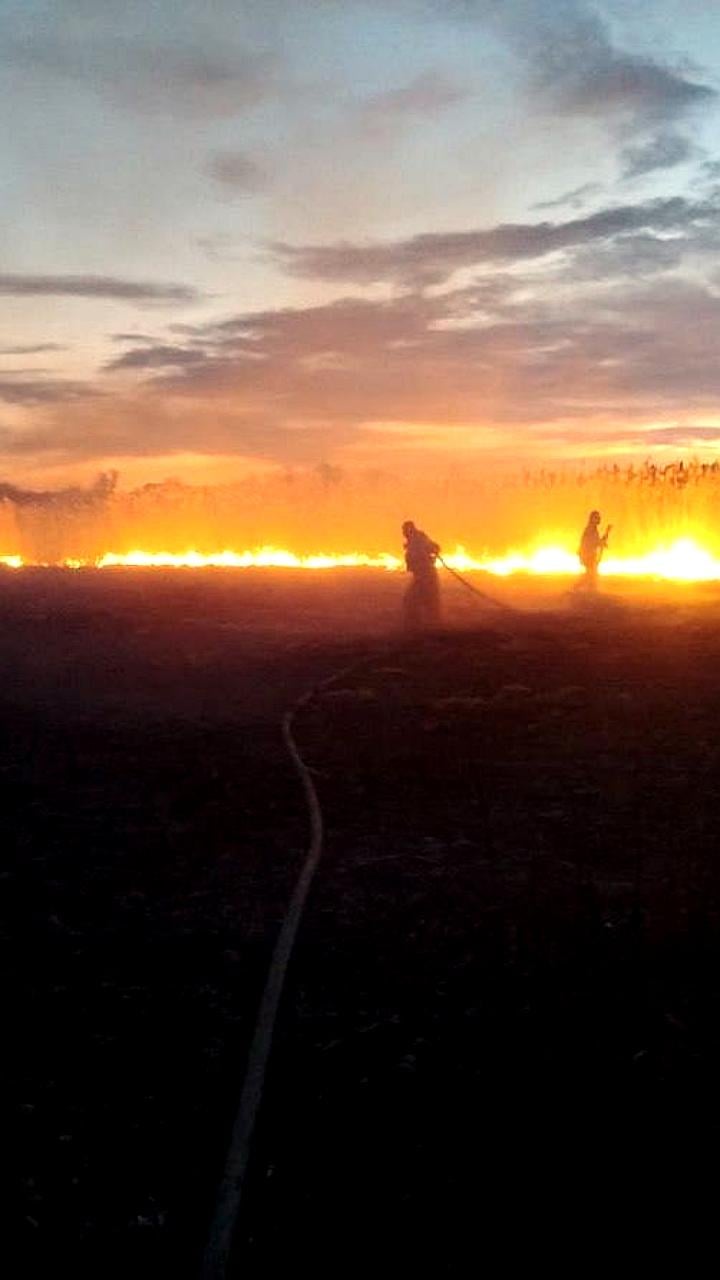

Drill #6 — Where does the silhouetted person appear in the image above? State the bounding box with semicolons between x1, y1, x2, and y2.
402;520;441;629
577;510;611;591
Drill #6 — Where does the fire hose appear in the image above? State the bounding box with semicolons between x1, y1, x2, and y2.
200;646;384;1279
438;555;518;614
202;566;516;1274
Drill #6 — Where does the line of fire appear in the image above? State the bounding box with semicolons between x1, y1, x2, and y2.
4;460;720;582
1;538;720;580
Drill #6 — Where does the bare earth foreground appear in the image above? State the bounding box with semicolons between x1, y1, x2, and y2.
5;567;720;1274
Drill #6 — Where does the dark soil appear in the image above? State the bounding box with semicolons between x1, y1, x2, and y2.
5;569;720;1274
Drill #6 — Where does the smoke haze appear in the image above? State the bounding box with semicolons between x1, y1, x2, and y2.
1;461;718;564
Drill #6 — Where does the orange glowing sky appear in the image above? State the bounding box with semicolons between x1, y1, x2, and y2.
2;1;720;493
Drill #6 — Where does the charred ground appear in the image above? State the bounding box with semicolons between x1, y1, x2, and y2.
5;569;720;1273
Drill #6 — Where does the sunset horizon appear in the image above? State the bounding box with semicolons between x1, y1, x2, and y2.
3;1;720;491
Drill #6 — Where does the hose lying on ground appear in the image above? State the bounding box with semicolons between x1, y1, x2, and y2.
200;646;383;1279
438;556;518;614
202;566;513;1275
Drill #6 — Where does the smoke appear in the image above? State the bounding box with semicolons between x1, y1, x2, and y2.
0;471;118;562
0;461;718;562
0;472;118;507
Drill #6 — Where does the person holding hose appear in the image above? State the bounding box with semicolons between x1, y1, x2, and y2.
402;520;442;629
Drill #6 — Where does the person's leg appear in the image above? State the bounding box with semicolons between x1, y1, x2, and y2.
425;572;441;625
404;578;420;630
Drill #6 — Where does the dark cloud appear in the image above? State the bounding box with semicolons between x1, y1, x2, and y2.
205;150;268;192
532;183;603;211
562;231;689;282
0;343;67;355
0;274;197;302
474;0;717;129
105;345;210;371
3;35;276;118
9;266;720;467
0;378;96;406
110;333;159;344
271;196;720;286
535;37;714;126
103;270;720;442
700;158;720;181
621;132;696;179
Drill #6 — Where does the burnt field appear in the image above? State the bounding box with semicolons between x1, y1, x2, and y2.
5;567;720;1273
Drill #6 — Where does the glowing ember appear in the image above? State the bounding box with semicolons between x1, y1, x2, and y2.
1;537;720;581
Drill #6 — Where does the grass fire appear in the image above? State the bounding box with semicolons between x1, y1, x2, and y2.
4;460;720;584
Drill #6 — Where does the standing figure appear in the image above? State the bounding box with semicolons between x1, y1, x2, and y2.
577;510;611;591
402;520;441;629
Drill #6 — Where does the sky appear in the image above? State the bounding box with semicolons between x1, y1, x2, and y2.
2;0;720;489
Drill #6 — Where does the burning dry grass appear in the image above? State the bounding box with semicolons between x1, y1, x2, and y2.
3;458;720;580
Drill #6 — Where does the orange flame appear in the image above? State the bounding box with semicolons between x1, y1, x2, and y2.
94;548;402;570
1;537;720;581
